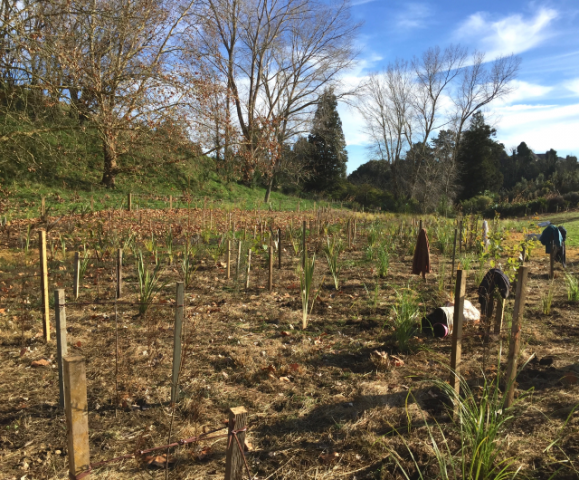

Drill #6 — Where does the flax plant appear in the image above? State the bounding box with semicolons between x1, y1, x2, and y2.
300;250;316;329
323;236;343;289
137;251;163;316
565;272;579;302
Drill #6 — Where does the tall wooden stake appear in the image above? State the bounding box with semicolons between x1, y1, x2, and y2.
39;230;50;342
504;266;529;408
245;249;252;291
268;242;273;291
64;356;90;478
116;249;123;298
224;406;248;480
236;241;242;280
55;289;67;409
451;228;458;281
73;252;80;299
302;220;307;268
127;193;132;211
171;282;184;404
278;228;282;269
227;240;232;279
449;269;466;410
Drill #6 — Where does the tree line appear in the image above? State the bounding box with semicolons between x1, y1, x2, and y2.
4;1;571;215
0;0;357;193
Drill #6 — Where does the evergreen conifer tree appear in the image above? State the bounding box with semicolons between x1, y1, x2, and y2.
457;112;506;200
305;90;348;191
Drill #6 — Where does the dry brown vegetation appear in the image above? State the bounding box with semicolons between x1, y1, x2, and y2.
0;206;578;479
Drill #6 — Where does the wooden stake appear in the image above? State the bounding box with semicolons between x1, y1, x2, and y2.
171;282;184;404
268;242;273;291
39;230;50;342
451;228;458;281
245;250;252;290
449;269;466;404
504;266;529;408
64;356;90;478
278;228;282;269
224;406;248;480
73;252;80;300
116;249;123;299
236;241;242;280
127;193;132;212
227;240;232;279
55;289;67;410
347;219;351;249
302;220;307;268
169;195;173;210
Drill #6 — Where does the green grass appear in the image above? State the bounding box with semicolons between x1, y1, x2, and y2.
1;164;327;220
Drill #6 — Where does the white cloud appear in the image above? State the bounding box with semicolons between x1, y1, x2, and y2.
564;78;579;96
455;7;558;58
395;3;433;30
497;80;554;105
491;102;579;154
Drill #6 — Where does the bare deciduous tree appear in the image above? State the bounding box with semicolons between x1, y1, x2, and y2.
195;0;359;200
359;45;520;211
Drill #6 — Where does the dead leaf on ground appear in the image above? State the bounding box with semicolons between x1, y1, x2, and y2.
143;454;174;468
31;359;50;368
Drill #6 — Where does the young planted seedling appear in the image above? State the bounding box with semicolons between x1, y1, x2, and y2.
300;250;316;329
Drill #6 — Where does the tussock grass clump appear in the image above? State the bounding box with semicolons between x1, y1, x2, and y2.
565;272;579;302
391;287;421;353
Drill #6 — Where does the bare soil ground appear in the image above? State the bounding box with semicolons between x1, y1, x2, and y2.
0;208;578;479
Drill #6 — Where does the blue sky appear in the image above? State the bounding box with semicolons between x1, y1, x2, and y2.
339;0;579;173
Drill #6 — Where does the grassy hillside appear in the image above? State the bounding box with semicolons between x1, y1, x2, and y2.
0;158;328;220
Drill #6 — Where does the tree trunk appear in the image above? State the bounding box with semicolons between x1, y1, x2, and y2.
264;176;274;203
101;133;118;188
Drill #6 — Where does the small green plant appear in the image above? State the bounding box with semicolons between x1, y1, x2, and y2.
181;243;198;288
364;244;375;261
165;229;174;265
367;227;378;248
323;236;342;290
377;247;389;278
299;250;316;329
461;254;474;271
390;287;421;353
542;281;555;314
388;364;525;480
565;272;579;302
137;251;163;316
